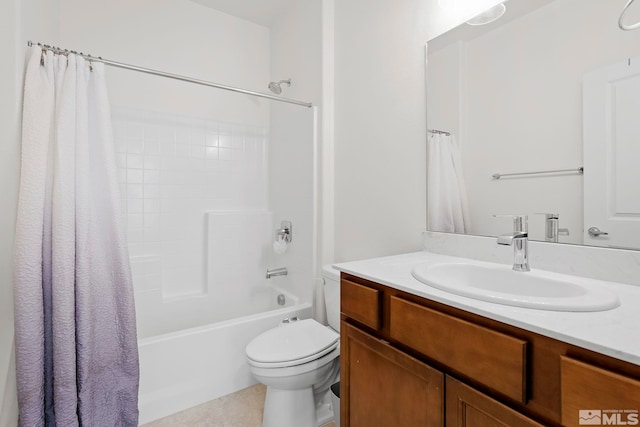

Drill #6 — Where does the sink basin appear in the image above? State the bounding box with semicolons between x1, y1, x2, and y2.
411;262;620;312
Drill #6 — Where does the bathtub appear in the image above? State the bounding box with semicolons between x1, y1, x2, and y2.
137;286;312;424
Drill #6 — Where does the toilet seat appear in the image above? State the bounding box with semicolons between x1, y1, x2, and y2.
246;319;339;369
247;345;340;379
248;340;339;369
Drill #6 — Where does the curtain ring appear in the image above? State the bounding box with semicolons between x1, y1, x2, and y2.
89;61;94;72
619;0;640;30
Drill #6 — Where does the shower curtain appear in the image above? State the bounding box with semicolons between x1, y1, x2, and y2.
427;133;470;233
14;46;139;426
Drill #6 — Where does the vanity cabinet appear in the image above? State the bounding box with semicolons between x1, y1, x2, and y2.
341;322;444;427
340;273;640;427
389;296;527;403
446;376;544;427
560;356;640;426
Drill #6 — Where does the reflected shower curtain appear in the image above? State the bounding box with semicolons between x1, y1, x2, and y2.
427;133;470;233
14;46;139;426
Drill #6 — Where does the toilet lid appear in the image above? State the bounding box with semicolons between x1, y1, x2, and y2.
246;319;339;366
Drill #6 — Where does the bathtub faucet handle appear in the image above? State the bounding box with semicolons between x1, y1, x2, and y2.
275;221;292;244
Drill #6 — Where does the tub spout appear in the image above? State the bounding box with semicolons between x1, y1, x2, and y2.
266;267;288;279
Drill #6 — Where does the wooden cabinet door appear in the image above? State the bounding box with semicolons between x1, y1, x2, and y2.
341;321;444;427
560;356;640;427
446;376;545;427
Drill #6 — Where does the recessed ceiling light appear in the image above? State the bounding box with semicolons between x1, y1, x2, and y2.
466;3;507;26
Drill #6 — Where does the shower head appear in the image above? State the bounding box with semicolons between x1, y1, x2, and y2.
268;78;291;94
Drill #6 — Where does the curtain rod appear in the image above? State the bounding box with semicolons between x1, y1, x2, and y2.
428;129;451;136
28;41;313;108
492;167;584;180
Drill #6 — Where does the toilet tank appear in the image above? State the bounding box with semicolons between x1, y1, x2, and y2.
322;265;341;332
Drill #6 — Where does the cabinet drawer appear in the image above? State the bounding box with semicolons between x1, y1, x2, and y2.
561;356;640;427
341;279;382;330
389;296;528;403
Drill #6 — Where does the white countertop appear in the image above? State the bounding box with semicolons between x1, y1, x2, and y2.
334;251;640;366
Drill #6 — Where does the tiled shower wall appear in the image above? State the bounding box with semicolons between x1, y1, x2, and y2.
113;109;268;301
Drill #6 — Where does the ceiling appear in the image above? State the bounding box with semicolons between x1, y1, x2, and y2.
428;0;557;52
189;0;296;27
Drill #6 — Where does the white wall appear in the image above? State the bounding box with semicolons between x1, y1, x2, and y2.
270;1;323;105
269;1;323;304
57;0;270;125
321;0;335;269
333;0;430;262
427;42;463;139
428;0;640;243
0;1;20;422
1;0;60;423
330;0;508;263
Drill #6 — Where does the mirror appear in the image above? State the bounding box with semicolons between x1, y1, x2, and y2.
426;0;640;250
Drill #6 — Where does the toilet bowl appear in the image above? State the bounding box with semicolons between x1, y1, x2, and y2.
246;265;341;427
246;318;339;427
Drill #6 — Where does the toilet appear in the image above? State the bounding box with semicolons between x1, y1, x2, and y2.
246;265;341;427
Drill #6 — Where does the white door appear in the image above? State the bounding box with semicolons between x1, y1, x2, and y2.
583;56;640;249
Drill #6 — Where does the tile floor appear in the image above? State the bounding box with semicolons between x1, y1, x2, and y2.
141;384;336;427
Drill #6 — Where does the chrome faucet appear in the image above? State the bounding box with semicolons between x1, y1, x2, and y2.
495;214;530;272
497;232;530;272
266;267;288;279
537;213;569;243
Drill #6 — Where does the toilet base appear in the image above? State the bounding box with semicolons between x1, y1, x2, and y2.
262;386;316;427
315;391;336;426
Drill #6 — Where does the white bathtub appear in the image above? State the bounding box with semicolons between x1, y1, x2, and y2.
137;286;313;424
